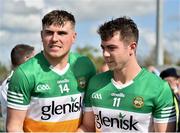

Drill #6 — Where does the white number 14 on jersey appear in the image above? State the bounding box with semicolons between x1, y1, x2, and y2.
59;84;70;93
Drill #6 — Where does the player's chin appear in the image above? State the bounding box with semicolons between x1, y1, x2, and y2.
108;64;119;71
45;51;59;57
107;65;115;71
51;53;64;58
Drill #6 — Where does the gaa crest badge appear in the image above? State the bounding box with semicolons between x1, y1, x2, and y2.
78;77;86;89
133;96;144;108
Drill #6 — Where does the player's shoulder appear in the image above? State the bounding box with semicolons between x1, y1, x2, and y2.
14;52;44;75
142;68;170;91
19;52;38;66
69;52;82;59
85;70;112;95
89;70;112;87
69;52;96;74
142;68;163;83
69;52;91;64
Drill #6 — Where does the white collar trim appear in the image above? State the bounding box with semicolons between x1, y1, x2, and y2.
50;63;70;75
111;78;134;90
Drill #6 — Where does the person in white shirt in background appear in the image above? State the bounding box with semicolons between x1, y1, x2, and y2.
0;44;35;131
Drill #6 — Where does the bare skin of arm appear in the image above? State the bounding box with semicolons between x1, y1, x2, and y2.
77;111;96;132
6;107;27;132
154;122;176;132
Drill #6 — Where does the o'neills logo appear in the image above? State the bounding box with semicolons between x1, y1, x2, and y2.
41;97;82;120
95;111;138;131
133;96;144;108
78;77;86;89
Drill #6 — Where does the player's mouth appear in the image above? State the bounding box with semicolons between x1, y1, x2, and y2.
105;59;113;64
49;45;62;49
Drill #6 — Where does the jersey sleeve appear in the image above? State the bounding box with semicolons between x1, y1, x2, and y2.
153;81;176;123
72;56;96;89
7;67;32;110
83;77;95;112
83;71;112;112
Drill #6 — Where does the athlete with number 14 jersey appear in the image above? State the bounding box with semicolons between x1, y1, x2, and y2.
7;52;95;132
6;10;96;132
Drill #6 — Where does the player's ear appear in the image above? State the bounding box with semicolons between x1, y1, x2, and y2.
40;30;43;41
72;32;77;44
128;42;137;56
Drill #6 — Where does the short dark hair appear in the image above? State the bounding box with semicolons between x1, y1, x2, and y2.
11;44;34;67
42;10;75;29
97;16;139;44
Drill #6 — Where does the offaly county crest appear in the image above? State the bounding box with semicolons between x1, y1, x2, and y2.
133;96;144;108
78;77;86;89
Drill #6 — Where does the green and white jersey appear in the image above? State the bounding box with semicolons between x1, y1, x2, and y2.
7;51;96;132
84;68;176;132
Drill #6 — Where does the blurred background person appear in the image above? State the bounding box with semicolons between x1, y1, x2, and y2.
0;44;35;131
178;76;180;89
147;65;160;76
160;67;180;99
160;67;180;131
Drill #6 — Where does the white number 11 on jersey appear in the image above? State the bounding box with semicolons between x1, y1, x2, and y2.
113;97;121;107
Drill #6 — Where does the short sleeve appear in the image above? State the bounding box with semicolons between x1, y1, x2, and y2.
7;67;32;110
153;82;176;123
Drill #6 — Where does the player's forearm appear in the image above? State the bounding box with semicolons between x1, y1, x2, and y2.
6;108;27;132
76;125;86;132
77;125;95;132
6;123;24;132
154;122;176;132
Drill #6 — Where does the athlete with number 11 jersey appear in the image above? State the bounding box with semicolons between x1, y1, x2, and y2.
84;68;176;132
80;16;176;132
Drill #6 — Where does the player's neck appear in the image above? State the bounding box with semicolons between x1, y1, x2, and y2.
52;61;69;70
113;62;141;85
43;52;69;70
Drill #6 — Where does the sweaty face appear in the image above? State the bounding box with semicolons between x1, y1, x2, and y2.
101;33;131;71
41;22;76;60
